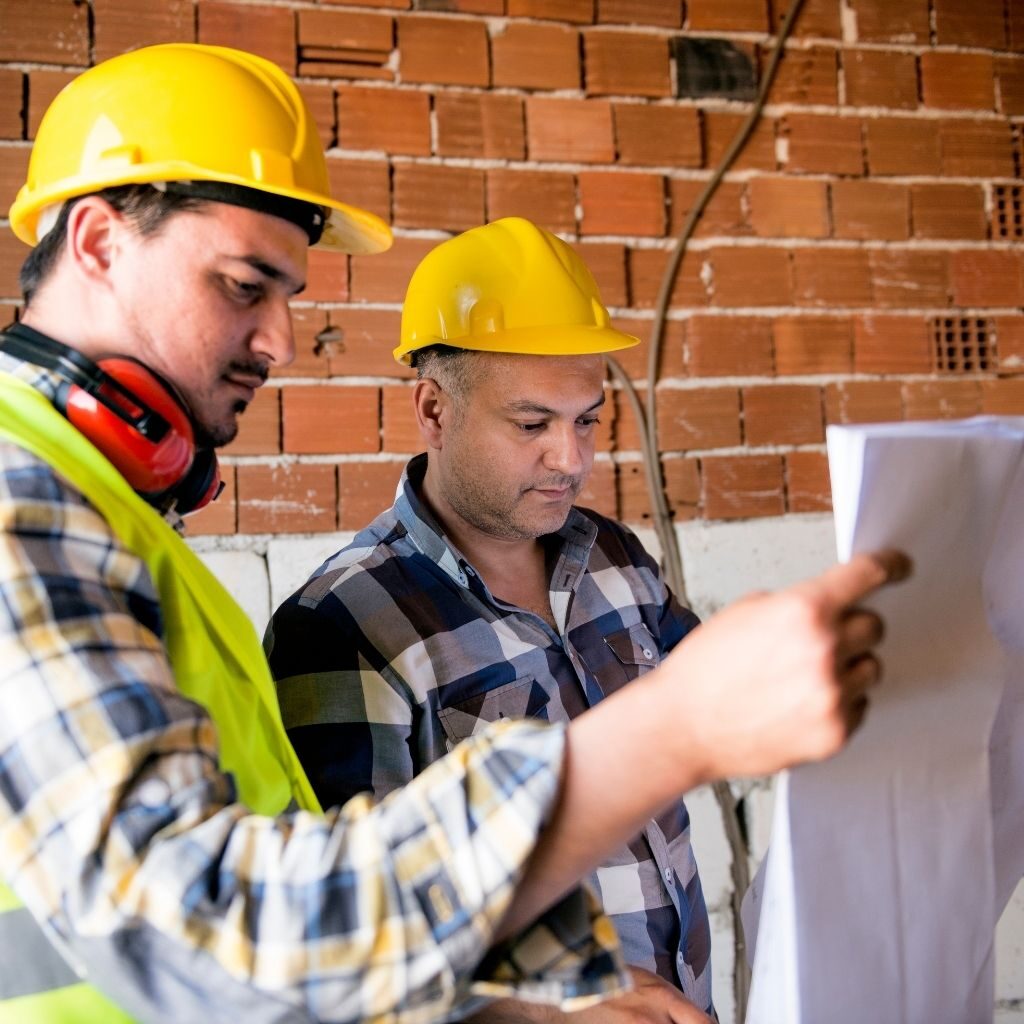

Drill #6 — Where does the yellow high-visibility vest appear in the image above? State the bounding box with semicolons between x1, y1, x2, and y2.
0;371;320;1021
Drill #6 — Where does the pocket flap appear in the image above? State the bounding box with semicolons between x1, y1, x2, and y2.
437;676;550;743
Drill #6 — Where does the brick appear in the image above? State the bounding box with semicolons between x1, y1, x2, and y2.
765;46;838;106
824;381;903;424
350;235;437;303
305;250;350;304
527;98;614;164
614;105;702;168
435;93;525;160
223;388;280;456
656;387;742;450
598;0;683;27
910;184;988;241
865;118;941;176
830;181;909;241
508;0;594;22
995;316;1024;375
185;466;236;536
920;53;995;112
619;458;698;524
580;243;628;308
701;454;784;520
584;30;671;98
981;379;1024;414
444;0;503;12
327;158;391;224
742;385;823;447
792;249;871;309
577;460;616;520
27;70;75;140
579;171;665;237
667;179;749;238
298;83;336;150
688;0;769;32
398;16;488;87
847;0;929;43
93;0;195;61
0;0;88;64
772;0;842;38
902;380;982;421
854;315;931;374
684;315;773;377
708;247;793;308
283;385;380;454
773;316;852;375
393;164;485;232
278;307;331;380
869;251;950;309
607;316;685;380
950;251;1024;308
940;120;1016;178
0;71;22;140
338;87;430;156
237;464;337;534
321;0;407;7
997;56;1024;116
0;145;30;214
338;461;405;530
842;49;918;110
747;178;829;239
492;22;580;91
783;114;863;175
785;451;831;513
703;112;777;172
323;309;410;379
933;0;1006;48
487;169;577;234
381;384;420;452
298;9;392;52
199;2;296;74
629;248;707;309
0;230;25;300
1011;5;1024;52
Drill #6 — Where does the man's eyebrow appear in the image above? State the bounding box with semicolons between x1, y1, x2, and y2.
505;394;606;416
240;255;306;296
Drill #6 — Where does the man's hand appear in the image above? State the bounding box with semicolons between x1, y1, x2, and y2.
467;968;713;1023
666;549;912;783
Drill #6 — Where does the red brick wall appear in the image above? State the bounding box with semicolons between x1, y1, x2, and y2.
1;0;1022;536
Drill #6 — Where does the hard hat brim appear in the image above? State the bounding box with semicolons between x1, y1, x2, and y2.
394;323;640;365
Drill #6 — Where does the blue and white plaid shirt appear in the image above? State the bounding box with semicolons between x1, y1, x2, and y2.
0;351;628;1023
267;454;714;1014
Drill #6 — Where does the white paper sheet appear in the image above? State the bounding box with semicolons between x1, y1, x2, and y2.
746;417;1024;1024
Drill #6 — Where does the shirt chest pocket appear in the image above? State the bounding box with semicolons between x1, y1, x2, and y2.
599;623;661;695
437;676;551;750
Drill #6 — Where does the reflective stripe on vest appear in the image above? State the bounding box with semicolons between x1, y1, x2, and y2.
0;371;322;1020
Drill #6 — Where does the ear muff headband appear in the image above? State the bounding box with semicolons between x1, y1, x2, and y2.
0;323;221;514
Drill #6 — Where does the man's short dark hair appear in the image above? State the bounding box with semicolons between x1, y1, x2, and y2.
20;184;207;305
412;345;484;406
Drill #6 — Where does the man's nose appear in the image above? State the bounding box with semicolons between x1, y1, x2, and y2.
543;424;585;477
252;296;296;368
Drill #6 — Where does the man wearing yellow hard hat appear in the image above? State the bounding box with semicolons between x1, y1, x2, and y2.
268;218;909;1023
0;43;906;1024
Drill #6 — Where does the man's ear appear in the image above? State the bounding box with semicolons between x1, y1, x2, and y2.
63;195;123;287
412;377;447;449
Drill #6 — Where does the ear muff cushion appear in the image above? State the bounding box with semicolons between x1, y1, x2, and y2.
62;357;195;496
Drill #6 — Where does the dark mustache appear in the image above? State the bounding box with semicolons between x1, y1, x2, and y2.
226;360;270;383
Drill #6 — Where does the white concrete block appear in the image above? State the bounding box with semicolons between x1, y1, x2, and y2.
266;532;356;612
709;904;737;1024
195;549;271;636
998;881;1024;1002
688;783;736;914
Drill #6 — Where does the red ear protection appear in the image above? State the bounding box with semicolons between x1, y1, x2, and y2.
1;324;222;515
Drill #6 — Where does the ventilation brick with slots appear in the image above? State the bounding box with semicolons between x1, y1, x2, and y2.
993;185;1023;240
931;317;995;373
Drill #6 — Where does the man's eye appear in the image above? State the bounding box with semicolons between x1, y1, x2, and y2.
577;416;600;428
224;277;264;303
517;422;546;433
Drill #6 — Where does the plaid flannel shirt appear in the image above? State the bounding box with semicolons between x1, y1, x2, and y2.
267;455;714;1013
0;353;627;1024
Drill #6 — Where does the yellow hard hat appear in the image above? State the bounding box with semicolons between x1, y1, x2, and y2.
395;217;639;365
9;43;392;255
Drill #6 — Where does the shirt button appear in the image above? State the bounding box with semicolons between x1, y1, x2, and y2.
464;565;476;577
665;867;674;884
642;648;654;660
677;951;685;964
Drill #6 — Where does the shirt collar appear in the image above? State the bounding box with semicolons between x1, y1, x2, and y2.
394;453;599;594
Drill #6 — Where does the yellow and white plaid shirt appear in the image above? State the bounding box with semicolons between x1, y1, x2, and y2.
0;352;627;1023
